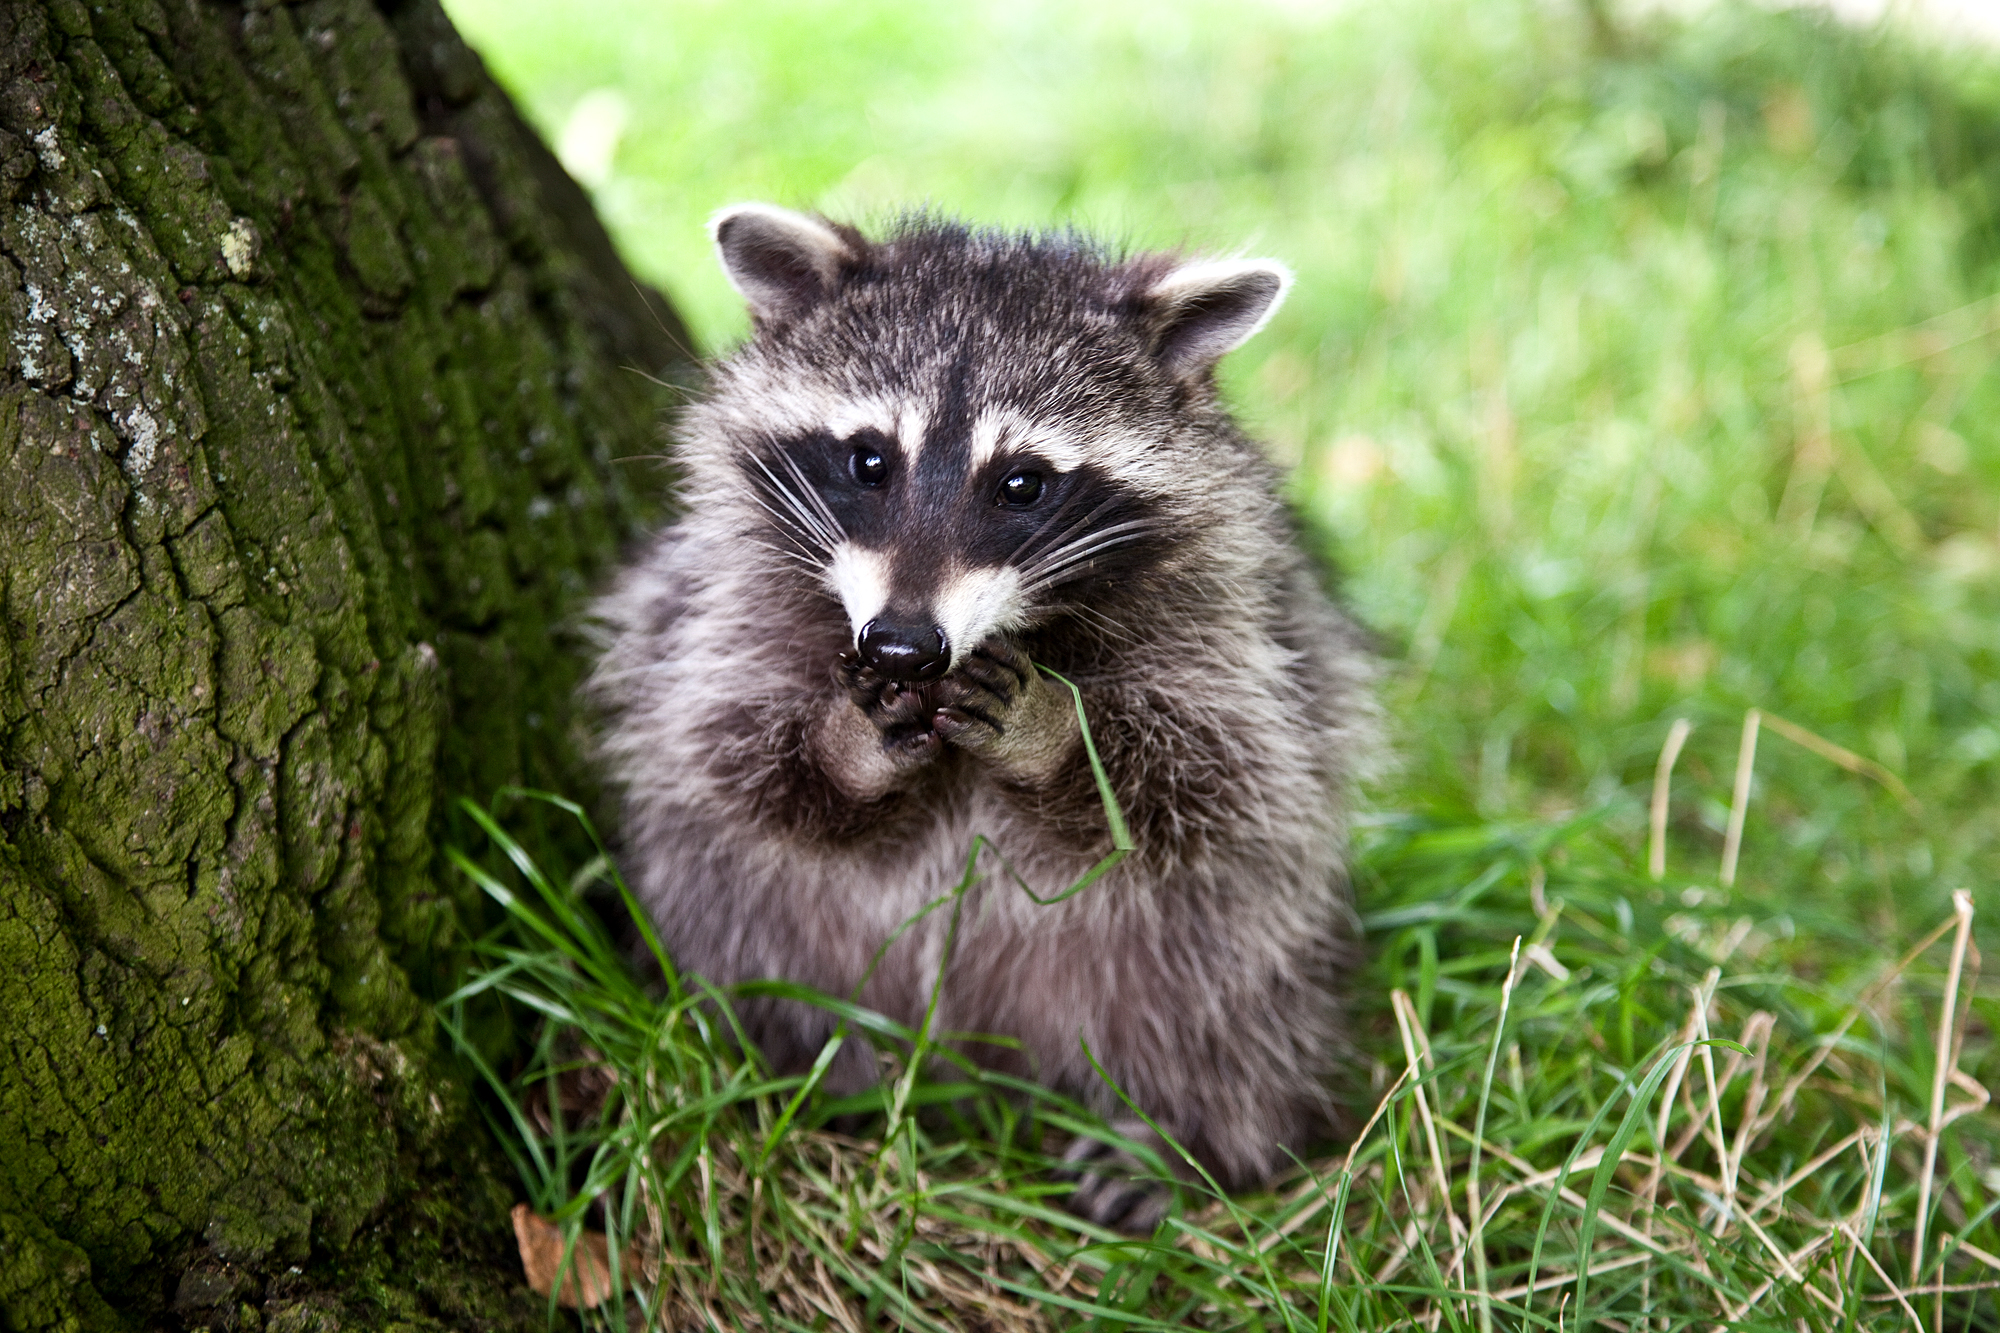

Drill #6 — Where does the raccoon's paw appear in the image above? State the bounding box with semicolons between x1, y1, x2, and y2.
930;637;1034;746
1058;1123;1172;1234
932;638;1078;780
836;650;941;766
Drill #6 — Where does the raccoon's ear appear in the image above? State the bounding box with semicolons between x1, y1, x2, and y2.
1138;258;1293;376
710;204;860;324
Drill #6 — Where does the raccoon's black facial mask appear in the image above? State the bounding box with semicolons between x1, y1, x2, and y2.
741;422;1165;669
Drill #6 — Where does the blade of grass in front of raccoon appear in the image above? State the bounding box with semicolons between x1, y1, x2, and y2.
1572;1038;1743;1330
1076;1033;1305;1306
993;664;1130;903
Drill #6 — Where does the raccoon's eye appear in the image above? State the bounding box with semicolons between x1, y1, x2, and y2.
998;471;1044;506
850;445;888;487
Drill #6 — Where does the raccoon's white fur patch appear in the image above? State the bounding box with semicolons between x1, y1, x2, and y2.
966;407;1190;495
701;379;927;471
826;543;891;636
968;408;1088;474
822;398;929;464
1076;428;1180;494
701;376;848;445
896;401;932;467
933;564;1023;666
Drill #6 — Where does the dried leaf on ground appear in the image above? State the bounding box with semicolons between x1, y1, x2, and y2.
512;1203;625;1309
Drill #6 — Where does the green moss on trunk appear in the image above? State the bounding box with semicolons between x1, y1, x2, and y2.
0;0;691;1324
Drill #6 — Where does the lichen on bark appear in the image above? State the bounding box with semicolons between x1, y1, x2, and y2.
0;0;691;1325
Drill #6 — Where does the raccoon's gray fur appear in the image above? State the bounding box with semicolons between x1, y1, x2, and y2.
589;205;1379;1226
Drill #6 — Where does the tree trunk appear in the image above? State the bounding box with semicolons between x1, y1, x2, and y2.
0;0;691;1324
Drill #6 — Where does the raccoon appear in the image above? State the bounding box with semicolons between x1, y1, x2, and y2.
589;205;1379;1228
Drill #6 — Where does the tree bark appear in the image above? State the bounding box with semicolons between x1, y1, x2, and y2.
0;0;691;1325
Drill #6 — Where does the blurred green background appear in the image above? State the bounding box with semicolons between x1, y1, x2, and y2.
443;0;1999;950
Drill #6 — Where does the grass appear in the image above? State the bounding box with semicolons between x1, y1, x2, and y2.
434;0;2000;1326
444;786;1992;1330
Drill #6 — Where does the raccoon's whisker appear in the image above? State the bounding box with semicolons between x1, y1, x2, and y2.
1021;516;1160;570
1042;600;1142;648
745;487;825;549
754;461;834;549
1020;536;1159;594
1007;491;1096;565
1017;520;1163;586
1024;520;1152;580
747;456;816;532
749;455;838;552
778;449;847;543
748;539;824;570
745;489;833;559
1010;492;1125;567
1021;546;1134;591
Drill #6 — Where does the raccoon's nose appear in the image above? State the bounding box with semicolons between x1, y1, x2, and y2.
858;619;949;682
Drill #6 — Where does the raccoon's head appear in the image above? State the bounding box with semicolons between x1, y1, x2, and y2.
688;204;1291;682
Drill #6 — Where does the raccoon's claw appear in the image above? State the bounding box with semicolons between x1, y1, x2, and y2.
881;727;942;765
932;702;1003;744
931;636;1033;747
930;638;1080;777
837;650;942;763
963;638;1034;700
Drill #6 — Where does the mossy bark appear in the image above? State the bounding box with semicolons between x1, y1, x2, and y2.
0;0;691;1325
